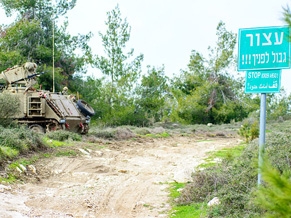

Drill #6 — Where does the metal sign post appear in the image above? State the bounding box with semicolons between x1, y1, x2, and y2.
238;25;290;185
258;93;266;185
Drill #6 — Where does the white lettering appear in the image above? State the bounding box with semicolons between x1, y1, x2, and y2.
248;71;261;78
262;33;272;46
261;73;269;78
246;34;253;46
255;33;260;46
274;32;284;45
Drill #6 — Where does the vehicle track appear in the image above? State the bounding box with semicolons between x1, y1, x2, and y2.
0;136;240;218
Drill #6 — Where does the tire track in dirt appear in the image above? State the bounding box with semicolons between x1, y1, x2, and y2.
0;136;241;218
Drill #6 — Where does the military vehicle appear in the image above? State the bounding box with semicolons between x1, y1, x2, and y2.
0;62;95;134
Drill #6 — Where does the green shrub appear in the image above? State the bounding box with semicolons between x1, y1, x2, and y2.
264;130;291;176
46;130;82;141
144;132;170;138
0;126;45;152
90;127;137;140
0;126;47;166
133;128;151;135
238;118;259;142
0;93;21;127
177;168;226;205
90;129;115;139
254;158;291;217
0;147;19;159
55;150;78;157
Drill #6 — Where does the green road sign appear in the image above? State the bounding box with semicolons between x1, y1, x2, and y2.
245;70;281;93
238;26;291;71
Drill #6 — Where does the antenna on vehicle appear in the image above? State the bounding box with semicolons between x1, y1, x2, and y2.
52;1;55;93
52;21;55;93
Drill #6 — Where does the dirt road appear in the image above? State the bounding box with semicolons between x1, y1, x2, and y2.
0;135;240;218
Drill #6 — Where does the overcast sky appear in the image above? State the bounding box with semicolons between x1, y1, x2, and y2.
1;0;291;93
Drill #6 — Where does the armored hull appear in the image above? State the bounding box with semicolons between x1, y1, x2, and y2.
0;63;95;134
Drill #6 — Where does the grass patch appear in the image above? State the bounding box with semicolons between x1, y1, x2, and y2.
43;137;67;147
0;155;42;183
42;153;52;158
0;173;17;183
144;132;170;138
169;182;185;198
8;155;40;170
169;182;207;218
55;150;78;157
198;143;246;169
0;146;19;159
170;203;206;218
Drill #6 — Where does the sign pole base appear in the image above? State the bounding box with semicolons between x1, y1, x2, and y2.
258;93;266;185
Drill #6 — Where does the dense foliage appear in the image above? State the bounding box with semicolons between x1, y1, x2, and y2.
169;22;264;125
0;0;92;92
1;2;291;126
